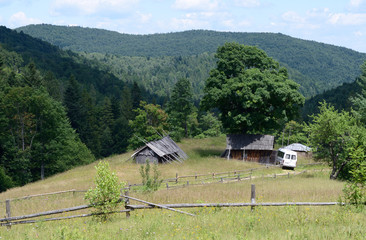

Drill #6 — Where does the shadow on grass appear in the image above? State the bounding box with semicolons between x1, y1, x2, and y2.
192;148;223;158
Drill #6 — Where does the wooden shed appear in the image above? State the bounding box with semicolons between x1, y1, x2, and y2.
221;134;275;164
131;136;188;164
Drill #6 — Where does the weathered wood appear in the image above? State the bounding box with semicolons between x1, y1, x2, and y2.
4;189;78;202
1;209;131;226
5;200;11;229
124;190;131;219
122;195;195;217
251;184;256;212
127;202;341;209
0;203;92;222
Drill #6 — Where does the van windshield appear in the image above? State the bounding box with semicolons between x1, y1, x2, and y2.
278;151;284;158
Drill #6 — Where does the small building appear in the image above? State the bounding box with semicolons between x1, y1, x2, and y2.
283;143;312;158
221;134;275;164
131;136;188;164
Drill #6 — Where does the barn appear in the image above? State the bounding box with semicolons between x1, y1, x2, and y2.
221;134;275;164
131;136;188;164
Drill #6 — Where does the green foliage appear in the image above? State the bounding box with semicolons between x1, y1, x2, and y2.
308;102;360;180
167;78;195;139
277;120;309;147
0;166;13;192
85;161;124;221
201;42;304;134
139;160;163;192
128;102;169;149
0;52;94;187
195;112;223;139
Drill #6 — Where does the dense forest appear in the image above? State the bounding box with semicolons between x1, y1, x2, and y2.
0;27;224;191
17;24;366;98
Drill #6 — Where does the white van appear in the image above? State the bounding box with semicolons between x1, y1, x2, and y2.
276;148;297;169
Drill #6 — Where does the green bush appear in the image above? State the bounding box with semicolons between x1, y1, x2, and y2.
85;161;125;221
139;160;163;192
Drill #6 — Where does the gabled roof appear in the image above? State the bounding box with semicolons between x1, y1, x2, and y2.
284;143;311;152
131;136;188;162
225;134;274;151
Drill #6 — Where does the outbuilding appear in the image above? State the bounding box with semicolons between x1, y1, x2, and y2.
283;143;312;158
221;134;275;164
131;136;188;164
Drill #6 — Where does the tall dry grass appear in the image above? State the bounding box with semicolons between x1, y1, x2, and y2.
1;136;364;240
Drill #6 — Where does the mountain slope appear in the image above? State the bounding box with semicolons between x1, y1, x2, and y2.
17;24;366;98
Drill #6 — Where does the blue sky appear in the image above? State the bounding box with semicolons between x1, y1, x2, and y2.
1;0;366;52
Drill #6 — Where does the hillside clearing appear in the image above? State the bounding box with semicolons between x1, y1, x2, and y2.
0;136;365;239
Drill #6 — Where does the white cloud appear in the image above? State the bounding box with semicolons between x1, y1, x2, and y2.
234;0;260;8
354;30;364;36
281;11;305;23
328;13;366;25
9;11;41;27
169;17;209;30
52;0;139;16
136;11;152;23
350;0;364;7
173;0;219;11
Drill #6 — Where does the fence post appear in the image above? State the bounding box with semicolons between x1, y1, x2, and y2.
176;173;178;184
274;173;276;179
187;181;189;186
166;183;169;189
251;184;256;212
288;172;290;178
6;199;11;229
124;191;130;219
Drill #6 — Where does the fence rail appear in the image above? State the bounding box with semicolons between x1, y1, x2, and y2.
1;183;340;227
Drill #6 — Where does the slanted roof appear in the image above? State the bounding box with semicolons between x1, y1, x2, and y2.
226;134;274;151
131;136;188;163
284;143;311;152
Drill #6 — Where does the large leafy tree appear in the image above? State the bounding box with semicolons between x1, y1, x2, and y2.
201;42;305;134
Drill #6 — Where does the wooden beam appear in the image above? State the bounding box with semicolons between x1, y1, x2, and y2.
121;195;195;217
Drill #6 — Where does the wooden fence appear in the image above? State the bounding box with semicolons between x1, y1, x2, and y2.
0;184;341;227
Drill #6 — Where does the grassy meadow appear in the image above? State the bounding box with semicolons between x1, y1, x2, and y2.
0;136;365;239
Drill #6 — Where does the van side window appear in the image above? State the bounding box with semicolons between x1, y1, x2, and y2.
285;154;290;159
291;155;296;160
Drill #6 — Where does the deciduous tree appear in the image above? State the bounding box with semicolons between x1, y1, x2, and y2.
201;42;304;134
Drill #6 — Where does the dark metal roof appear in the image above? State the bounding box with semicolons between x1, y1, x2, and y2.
225;134;274;151
284;143;311;152
131;136;188;162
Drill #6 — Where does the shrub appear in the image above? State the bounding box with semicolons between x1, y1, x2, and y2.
85;161;125;221
139;160;163;192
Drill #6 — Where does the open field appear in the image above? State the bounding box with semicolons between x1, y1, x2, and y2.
1;136;365;239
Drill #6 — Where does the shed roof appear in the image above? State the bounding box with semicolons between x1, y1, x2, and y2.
226;134;274;151
131;136;188;162
283;143;311;152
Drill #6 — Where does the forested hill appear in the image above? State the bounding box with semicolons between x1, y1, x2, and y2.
301;80;360;122
17;24;366;98
0;26;123;99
